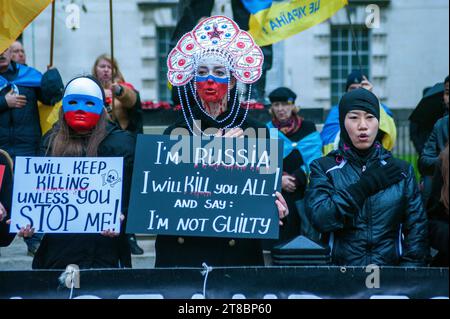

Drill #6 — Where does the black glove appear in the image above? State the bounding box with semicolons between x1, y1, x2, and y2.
41;68;64;105
292;168;307;188
347;161;406;207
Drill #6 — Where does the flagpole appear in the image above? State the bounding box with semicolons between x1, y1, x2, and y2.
109;0;115;110
345;6;363;73
48;0;56;69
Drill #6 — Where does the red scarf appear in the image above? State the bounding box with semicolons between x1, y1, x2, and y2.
272;114;303;136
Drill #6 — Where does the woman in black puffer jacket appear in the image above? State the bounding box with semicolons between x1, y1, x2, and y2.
306;88;429;266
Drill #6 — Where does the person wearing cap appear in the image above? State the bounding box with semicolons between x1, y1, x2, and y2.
24;75;136;270
266;87;322;243
306;88;429;266
321;70;397;155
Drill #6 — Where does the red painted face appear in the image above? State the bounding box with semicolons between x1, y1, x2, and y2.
196;61;230;104
196;76;228;103
64;110;100;133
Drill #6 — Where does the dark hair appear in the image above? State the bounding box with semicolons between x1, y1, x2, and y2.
48;109;109;157
445;76;449;85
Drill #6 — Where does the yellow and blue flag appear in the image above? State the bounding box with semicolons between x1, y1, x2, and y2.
0;0;53;53
38;100;61;135
0;62;60;135
242;0;348;46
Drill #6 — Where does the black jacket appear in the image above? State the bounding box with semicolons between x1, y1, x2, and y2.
306;144;429;266
0;150;14;247
114;88;143;136
271;120;316;244
155;107;268;267
419;115;449;176
126;90;143;135
426;161;449;267
409;120;432;155
32;122;136;269
0;62;63;158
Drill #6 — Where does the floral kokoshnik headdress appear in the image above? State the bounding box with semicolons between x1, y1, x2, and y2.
167;16;264;135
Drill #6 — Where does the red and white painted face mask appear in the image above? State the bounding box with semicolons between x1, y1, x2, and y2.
195;62;229;104
62;77;104;133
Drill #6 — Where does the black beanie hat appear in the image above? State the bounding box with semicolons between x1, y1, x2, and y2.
345;70;367;91
339;88;380;147
268;87;297;104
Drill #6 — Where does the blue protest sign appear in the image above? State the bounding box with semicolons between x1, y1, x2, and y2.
127;135;283;239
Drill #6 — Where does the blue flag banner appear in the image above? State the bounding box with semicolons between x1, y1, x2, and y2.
242;0;348;46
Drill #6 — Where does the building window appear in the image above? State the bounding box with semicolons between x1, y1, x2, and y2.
331;26;370;105
157;27;175;102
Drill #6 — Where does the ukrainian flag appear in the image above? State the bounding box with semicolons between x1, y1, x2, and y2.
39;101;62;135
321;104;397;155
242;0;348;47
0;0;53;53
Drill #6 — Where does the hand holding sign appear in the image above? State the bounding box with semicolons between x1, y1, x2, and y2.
101;214;125;238
5;219;35;238
218;127;245;138
17;224;35;238
275;191;289;226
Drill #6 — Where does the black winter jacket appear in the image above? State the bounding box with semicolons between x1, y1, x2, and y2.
32;122;135;269
155;107;268;267
426;161;449;267
306;144;429;266
0;62;63;158
271;120;316;244
419;115;449;176
409;120;432;155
